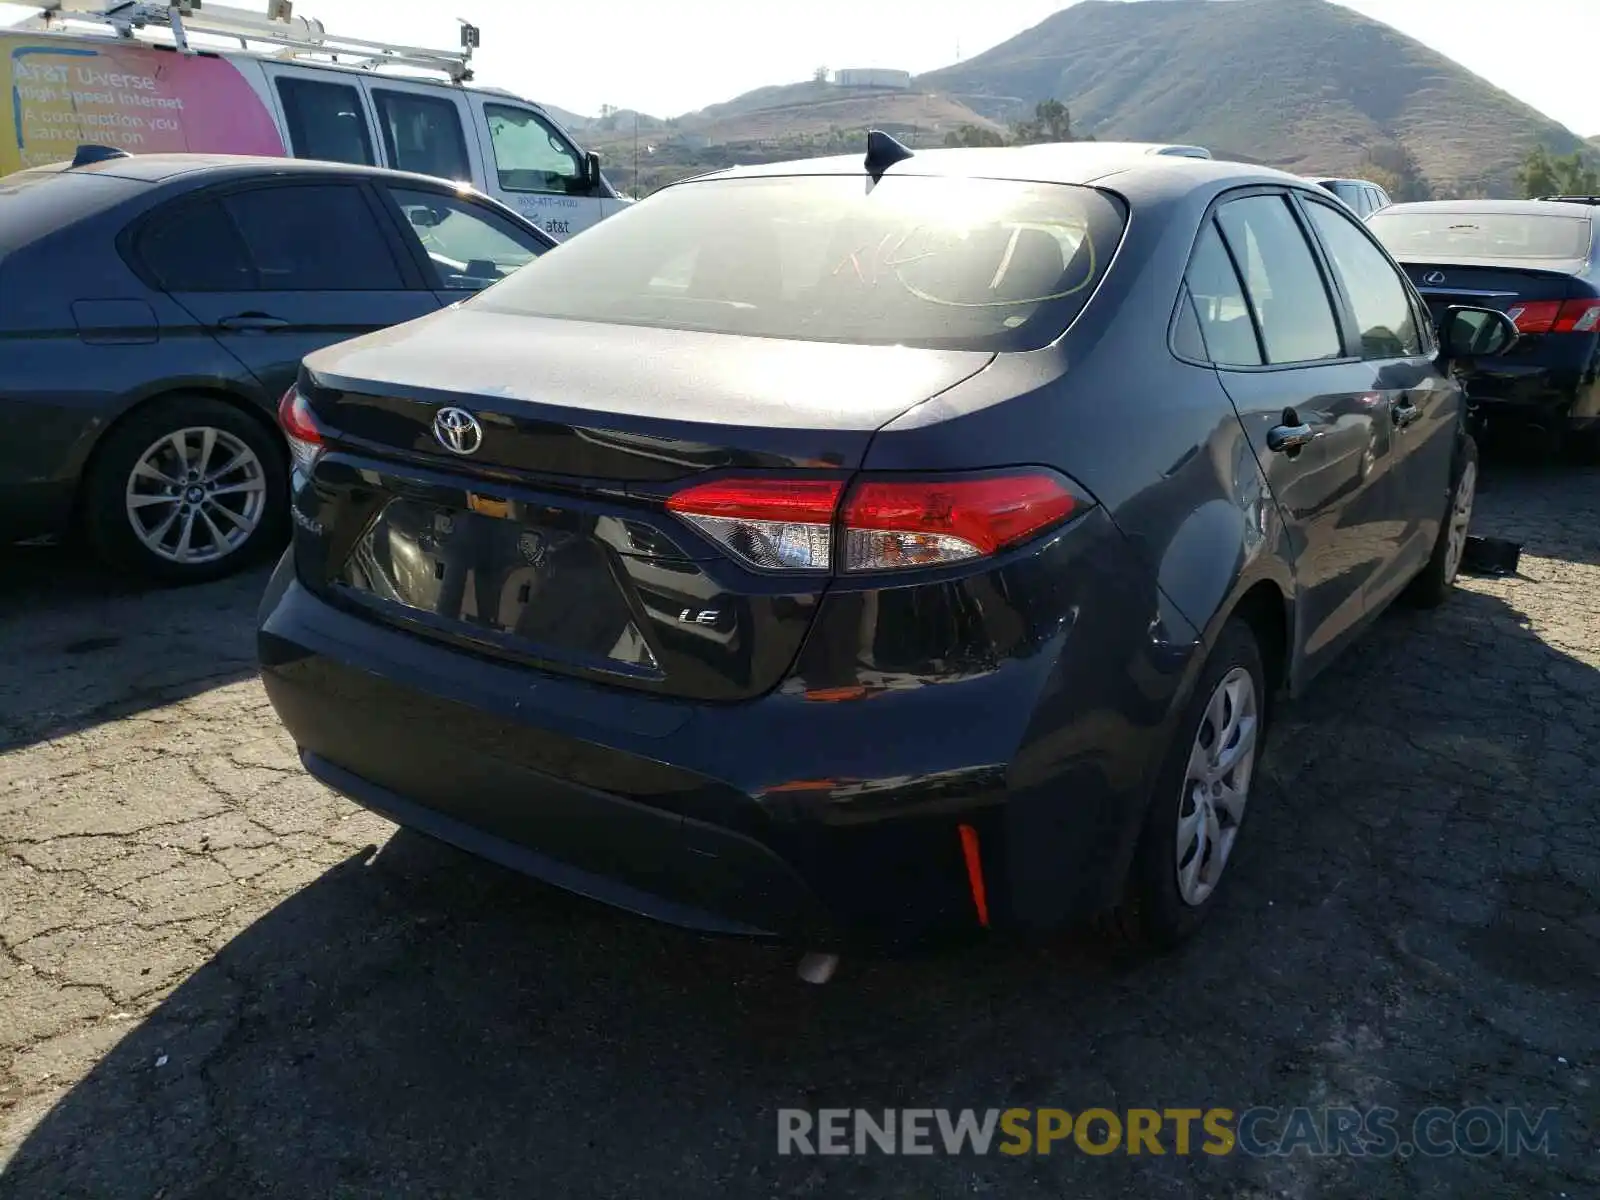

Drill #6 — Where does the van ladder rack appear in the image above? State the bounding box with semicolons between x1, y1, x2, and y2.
22;2;479;83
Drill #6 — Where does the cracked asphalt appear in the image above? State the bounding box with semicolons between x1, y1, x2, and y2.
1;455;1597;1200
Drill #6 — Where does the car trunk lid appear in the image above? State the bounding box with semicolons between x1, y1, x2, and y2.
292;308;994;702
1400;260;1579;326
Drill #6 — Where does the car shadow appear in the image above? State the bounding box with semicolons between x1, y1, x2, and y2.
4;587;1595;1196
1475;433;1600;569
0;547;268;753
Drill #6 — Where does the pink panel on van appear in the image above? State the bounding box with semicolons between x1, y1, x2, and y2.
2;37;284;172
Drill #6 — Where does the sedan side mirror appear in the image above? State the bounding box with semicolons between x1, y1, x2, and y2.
1441;306;1519;360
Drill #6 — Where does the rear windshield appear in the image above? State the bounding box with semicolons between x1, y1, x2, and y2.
1368;211;1592;261
470;174;1128;351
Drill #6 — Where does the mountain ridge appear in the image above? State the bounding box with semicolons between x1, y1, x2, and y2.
915;0;1586;195
573;0;1592;198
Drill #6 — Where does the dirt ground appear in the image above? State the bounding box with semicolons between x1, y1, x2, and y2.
2;456;1596;1199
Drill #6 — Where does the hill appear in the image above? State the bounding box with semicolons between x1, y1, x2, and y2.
540;104;595;134
917;0;1589;197
583;85;1004;195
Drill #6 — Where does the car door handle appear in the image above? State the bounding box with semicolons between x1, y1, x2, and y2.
1392;400;1421;429
1267;422;1317;454
216;313;288;332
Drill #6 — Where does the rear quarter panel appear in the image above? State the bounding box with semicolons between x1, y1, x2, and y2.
867;177;1296;673
0;187;268;529
857;178;1296;914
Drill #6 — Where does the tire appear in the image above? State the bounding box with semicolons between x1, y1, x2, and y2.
81;394;287;585
1101;618;1267;955
1404;435;1477;609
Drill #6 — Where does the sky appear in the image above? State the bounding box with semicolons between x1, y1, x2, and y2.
2;0;1595;135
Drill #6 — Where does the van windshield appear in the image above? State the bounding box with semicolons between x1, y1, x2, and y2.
471;174;1128;351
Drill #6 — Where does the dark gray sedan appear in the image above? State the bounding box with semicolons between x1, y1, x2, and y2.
0;149;555;582
257;137;1517;954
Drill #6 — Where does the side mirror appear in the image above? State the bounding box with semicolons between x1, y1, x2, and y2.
584;150;603;193
407;205;442;229
1441;305;1519;360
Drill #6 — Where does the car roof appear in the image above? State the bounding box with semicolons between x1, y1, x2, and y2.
43;152;483;193
680;141;1311;198
1377;198;1599;219
2;151;553;253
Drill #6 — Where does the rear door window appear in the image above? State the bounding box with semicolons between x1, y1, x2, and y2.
483;104;585;196
275;77;375;166
1171;285;1210;362
220;184;405;291
372;90;471;183
134;198;256;292
1184;222;1262;366
1215;194;1343;365
1303;197;1422;358
385;186;550;290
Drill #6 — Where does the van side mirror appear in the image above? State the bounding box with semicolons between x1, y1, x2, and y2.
1440;306;1519;360
584;150;603;193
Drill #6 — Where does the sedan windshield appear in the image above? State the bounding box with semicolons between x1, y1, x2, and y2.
1369;211;1592;261
469;174;1128;351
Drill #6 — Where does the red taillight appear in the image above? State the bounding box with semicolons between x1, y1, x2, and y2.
666;470;1081;573
1555;298;1600;333
840;472;1079;571
277;386;324;474
666;478;843;571
1506;298;1600;334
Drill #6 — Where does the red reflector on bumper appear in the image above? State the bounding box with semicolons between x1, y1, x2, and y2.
958;823;991;929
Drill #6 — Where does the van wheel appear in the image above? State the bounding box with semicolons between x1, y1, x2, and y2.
82;395;287;585
1102;618;1266;955
1405;435;1477;609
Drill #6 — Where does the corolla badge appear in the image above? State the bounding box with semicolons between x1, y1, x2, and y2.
433;407;483;455
1425;271;1447;285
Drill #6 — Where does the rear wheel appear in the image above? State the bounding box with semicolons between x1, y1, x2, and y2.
1103;618;1266;954
1405;435;1477;609
82;395;287;585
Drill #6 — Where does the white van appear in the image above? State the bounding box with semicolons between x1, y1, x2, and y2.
1;1;628;239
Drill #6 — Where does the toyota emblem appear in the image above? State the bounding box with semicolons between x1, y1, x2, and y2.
1424;271;1446;285
432;407;483;456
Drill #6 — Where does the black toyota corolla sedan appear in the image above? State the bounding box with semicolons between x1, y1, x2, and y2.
257;137;1517;955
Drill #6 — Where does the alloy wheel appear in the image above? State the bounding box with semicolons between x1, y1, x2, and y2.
124;426;267;565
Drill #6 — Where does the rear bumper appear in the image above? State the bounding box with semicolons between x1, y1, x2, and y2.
1460;347;1599;429
300;752;829;938
257;514;1195;943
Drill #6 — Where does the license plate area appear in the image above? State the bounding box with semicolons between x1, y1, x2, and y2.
334;496;662;672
